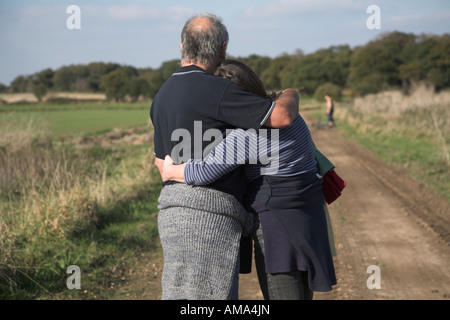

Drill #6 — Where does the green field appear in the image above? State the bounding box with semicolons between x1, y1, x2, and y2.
0;103;151;136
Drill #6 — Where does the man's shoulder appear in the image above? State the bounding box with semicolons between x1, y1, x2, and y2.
155;70;234;102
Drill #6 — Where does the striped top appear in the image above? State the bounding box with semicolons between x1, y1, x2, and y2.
184;114;317;185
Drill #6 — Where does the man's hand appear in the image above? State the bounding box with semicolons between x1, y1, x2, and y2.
264;88;299;128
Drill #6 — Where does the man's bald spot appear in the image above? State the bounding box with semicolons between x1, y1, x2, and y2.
189;16;213;32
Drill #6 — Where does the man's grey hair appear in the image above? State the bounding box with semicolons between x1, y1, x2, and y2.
181;13;229;66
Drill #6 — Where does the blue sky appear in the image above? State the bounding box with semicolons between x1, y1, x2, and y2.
0;0;449;85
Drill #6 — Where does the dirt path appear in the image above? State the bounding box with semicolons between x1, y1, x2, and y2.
238;114;450;300
124;113;450;300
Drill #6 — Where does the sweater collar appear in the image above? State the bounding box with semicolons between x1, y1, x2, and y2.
175;64;207;74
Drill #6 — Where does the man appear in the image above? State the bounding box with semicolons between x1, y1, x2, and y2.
150;13;299;300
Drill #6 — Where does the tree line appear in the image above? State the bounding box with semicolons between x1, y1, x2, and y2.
2;31;449;102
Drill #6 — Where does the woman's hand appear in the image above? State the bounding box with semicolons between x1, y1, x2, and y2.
162;155;186;183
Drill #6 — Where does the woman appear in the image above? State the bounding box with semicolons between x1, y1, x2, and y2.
163;59;337;299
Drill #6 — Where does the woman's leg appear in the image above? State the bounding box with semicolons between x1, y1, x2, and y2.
253;223;313;300
267;271;313;300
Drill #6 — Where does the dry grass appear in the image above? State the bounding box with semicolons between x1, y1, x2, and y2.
340;85;450;164
0;115;156;296
335;85;450;202
0;92;106;104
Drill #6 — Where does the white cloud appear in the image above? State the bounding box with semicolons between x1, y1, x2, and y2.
383;10;450;34
105;5;194;21
389;13;423;23
167;6;195;21
107;5;161;20
389;11;450;23
21;5;57;17
242;0;364;19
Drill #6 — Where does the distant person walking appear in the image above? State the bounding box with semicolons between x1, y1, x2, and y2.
324;94;335;128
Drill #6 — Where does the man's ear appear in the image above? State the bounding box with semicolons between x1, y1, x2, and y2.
220;41;227;59
179;42;183;51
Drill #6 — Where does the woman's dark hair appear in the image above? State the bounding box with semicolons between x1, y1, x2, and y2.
214;59;277;100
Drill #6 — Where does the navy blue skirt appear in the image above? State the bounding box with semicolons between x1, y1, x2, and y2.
245;173;337;292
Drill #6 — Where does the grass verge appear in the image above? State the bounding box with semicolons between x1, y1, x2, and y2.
0;112;162;299
314;87;450;202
